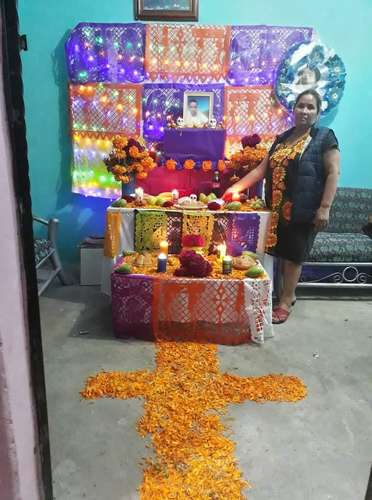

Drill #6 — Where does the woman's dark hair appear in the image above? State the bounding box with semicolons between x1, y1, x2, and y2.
294;89;322;113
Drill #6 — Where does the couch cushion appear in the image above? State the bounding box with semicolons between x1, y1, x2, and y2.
328;188;372;233
308;232;372;262
34;239;54;265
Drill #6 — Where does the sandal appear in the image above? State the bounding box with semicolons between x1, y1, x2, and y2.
272;306;291;324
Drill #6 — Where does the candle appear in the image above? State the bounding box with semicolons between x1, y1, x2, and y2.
217;243;226;262
172;189;179;202
159;240;169;255
135;187;144;203
232;192;240;202
157;253;167;273
222;256;232;275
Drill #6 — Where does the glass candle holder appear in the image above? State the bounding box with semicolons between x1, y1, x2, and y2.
157;253;167;273
222;256;232;275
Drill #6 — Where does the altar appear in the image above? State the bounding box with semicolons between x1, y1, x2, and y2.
101;207;273;296
111;267;272;345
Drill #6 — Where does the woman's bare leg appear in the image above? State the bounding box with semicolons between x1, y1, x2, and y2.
279;259;302;310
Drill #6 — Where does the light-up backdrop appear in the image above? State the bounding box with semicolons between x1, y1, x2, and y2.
66;22;346;198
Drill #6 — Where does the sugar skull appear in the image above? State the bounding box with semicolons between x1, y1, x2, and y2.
209;117;217;129
177;117;185;128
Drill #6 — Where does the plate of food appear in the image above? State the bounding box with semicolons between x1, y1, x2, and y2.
174;196;207;210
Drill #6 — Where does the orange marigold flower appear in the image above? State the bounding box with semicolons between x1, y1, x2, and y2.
272;189;283;208
120;175;130;184
129;146;141;158
202;160;212;172
282;201;293;222
184;159;195;170
111;165;126;176
112;135;128;149
166;159;177;171
114;150;126;159
141;157;155;169
136;172;148;180
217;160;226;172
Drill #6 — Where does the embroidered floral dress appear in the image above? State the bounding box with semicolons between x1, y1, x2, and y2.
265;133;310;252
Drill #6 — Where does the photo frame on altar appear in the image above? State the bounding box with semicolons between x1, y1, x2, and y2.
183;91;214;128
134;0;199;21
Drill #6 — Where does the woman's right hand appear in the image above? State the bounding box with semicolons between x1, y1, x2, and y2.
222;184;241;200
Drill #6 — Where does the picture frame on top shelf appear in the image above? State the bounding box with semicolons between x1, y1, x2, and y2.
134;0;199;21
183;91;214;128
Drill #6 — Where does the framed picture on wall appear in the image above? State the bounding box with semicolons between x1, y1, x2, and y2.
134;0;199;21
183;91;214;128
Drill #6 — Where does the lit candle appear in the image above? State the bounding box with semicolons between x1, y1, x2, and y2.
222;256;232;275
232;192;240;202
157;253;167;273
217;243;227;262
159;240;169;255
172;189;179;202
135;187;144;203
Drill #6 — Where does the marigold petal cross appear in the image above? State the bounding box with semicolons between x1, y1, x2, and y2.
81;341;307;499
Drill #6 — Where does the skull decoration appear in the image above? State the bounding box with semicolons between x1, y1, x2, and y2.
209;117;217;129
177;117;185;128
190;194;197;202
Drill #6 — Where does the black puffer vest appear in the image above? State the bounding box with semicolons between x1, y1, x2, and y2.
265;126;330;223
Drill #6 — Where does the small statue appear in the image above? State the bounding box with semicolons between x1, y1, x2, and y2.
177;117;185;128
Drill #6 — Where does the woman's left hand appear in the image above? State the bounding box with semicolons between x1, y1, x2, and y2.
313;206;330;231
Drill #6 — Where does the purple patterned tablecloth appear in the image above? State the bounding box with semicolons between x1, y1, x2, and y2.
164;129;226;163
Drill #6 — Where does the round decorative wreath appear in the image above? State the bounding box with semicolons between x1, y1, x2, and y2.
275;40;346;115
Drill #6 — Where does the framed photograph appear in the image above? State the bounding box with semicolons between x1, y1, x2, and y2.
183;92;214;128
134;0;199;22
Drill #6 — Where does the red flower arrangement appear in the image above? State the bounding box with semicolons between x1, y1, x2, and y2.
104;135;156;184
174;250;212;278
228;134;267;181
182;235;205;249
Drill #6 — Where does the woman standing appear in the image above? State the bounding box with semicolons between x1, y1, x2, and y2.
224;89;340;324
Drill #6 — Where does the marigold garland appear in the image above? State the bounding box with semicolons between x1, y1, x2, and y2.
81;341;307;499
165;159;177;171
184;159;196;170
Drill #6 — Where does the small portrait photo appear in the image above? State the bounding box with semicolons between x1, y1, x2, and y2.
183;92;214;128
295;65;321;86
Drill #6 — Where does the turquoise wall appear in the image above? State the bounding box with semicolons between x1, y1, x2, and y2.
19;0;372;262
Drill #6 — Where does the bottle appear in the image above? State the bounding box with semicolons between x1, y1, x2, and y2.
211;170;221;198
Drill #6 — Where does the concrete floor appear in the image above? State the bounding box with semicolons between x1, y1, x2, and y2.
39;284;372;500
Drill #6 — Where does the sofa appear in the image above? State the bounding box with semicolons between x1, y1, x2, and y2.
299;188;372;288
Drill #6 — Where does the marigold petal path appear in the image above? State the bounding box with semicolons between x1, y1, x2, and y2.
81;341;307;499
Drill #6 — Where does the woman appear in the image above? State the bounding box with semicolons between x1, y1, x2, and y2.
224;89;340;324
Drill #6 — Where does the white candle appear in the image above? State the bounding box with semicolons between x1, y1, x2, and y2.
172;189;179;202
217;243;227;261
232;192;240;202
135;187;144;202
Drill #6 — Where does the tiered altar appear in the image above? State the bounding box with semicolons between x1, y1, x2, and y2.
65;21;345;344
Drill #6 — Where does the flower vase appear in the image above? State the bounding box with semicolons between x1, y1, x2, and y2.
121;176;136;198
